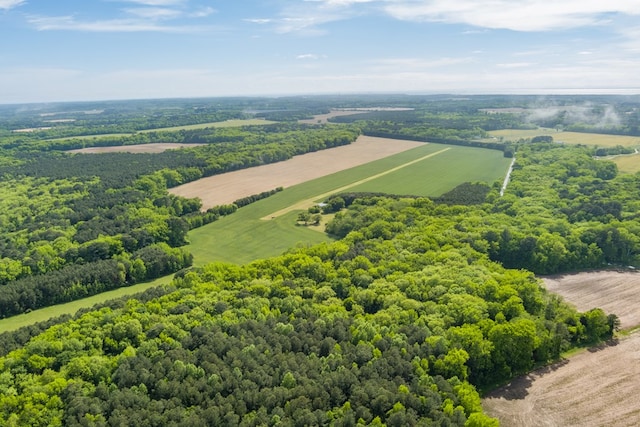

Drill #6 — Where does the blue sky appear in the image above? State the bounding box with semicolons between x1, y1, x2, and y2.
1;0;639;103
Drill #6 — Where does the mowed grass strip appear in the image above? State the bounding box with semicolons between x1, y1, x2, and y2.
262;147;452;218
187;143;511;266
0;276;172;333
348;146;511;196
489;129;640;148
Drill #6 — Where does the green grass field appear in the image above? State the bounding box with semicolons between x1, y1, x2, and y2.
489;129;640;148
347;146;510;196
138;119;276;132
187;143;511;266
0;276;172;333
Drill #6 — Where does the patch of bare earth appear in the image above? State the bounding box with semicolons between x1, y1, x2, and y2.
68;143;205;154
543;270;640;329
482;271;640;426
168;135;425;210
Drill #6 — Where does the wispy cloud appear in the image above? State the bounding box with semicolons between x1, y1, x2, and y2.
0;0;25;10
297;53;324;60
26;0;215;33
383;0;640;32
124;7;182;20
374;56;473;69
113;0;186;5
27;15;208;33
496;62;535;68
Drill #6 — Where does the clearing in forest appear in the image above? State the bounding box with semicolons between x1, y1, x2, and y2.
68;143;205;154
482;270;640;427
489;129;640;148
169;136;426;210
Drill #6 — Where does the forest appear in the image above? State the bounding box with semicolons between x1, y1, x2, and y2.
0;94;638;425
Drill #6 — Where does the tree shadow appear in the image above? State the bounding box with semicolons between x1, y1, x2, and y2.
587;337;619;353
484;358;570;401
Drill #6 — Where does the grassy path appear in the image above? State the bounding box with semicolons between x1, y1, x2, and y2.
261;147;451;219
0;276;172;333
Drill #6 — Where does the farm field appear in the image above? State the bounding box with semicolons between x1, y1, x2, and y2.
138;118;276;132
347;145;510;196
482;270;640;426
186;139;511;266
489;129;640;147
0;275;172;333
611;153;640;174
169;136;426;209
68;142;205;154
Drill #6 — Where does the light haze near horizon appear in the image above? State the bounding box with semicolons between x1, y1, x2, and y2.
1;0;639;103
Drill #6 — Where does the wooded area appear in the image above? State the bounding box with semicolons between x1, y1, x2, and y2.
0;94;638;425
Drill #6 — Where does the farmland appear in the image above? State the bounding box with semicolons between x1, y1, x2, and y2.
185;140;511;265
489;129;640;148
68;142;206;154
169;136;426;209
611;153;640;174
483;270;640;426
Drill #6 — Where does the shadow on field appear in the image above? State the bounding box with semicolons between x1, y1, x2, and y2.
587;337;619;353
485;359;570;401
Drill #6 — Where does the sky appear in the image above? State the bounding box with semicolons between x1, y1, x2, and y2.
1;0;640;104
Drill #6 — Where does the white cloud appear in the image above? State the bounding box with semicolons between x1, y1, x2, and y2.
114;0;186;5
297;54;322;60
124;7;182;20
244;18;272;24
496;62;535;68
0;0;25;10
27;15;208;33
383;0;640;32
374;56;473;69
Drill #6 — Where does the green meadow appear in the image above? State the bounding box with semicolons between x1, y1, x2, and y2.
187;143;511;265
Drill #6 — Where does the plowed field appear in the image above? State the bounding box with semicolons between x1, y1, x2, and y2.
169;135;425;210
483;270;640;426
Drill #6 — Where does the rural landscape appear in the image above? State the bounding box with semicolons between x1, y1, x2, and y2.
1;94;640;425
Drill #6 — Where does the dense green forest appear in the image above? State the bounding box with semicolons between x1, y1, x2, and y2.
0;94;638;425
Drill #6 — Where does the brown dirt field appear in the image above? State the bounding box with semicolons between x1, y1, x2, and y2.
261;147;450;219
168;135;425;210
68;143;205;154
482;271;640;426
543;270;640;329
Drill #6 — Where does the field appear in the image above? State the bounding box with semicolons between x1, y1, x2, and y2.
611;153;640;174
489;129;640;148
0;276;172;333
169;136;426;209
482;270;640;426
138;118;276;132
68;142;205;154
186;139;511;266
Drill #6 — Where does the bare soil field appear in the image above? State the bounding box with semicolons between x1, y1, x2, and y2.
68;143;205;154
482;270;640;426
483;332;640;427
543;270;640;329
169;136;425;210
